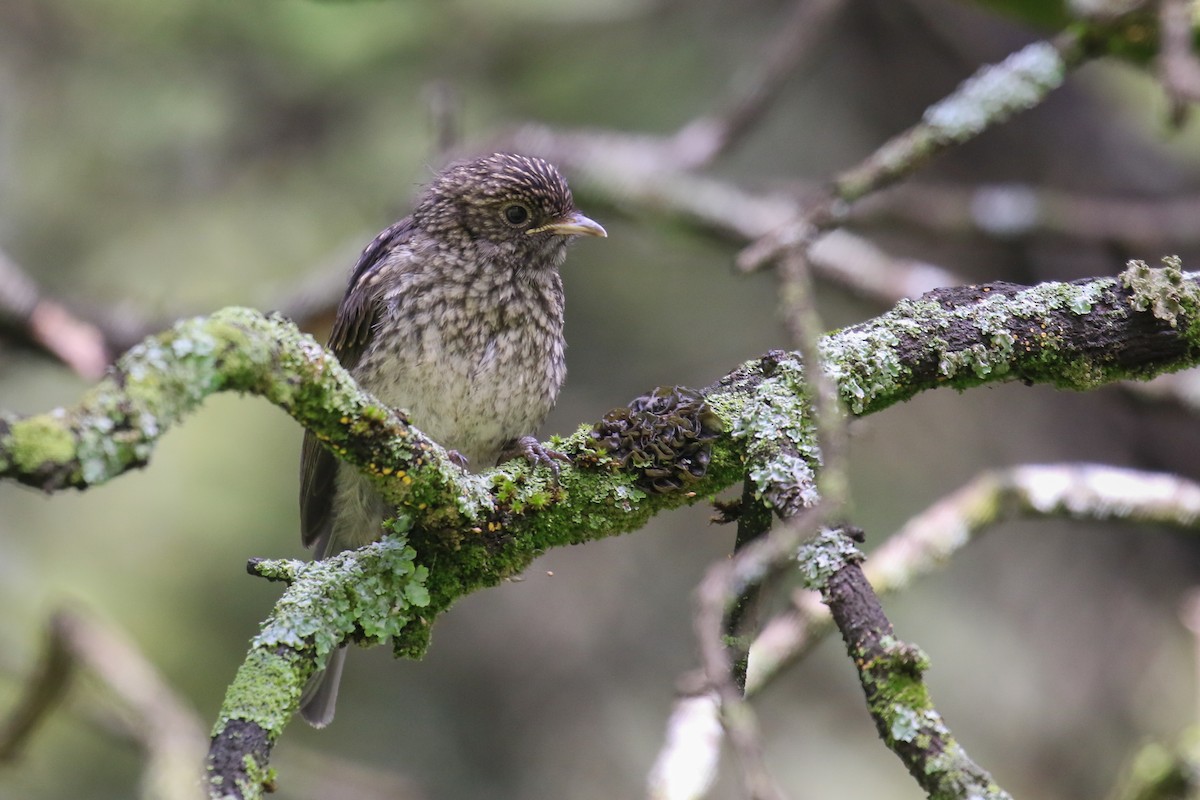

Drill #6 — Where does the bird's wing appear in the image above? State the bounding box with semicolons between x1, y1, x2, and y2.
300;216;419;553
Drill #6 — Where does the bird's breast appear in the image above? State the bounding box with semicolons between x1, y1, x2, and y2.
355;269;565;467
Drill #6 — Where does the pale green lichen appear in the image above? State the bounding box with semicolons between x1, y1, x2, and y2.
1068;281;1106;314
990;330;1016;359
74;403;159;485
890;704;923;743
1120;255;1199;329
795;528;862;589
237;757;276;800
922;740;1010;800
751;452;819;507
253;535;429;661
213;649;302;736
940;342;1011;380
923;41;1064;140
875;635;933;675
819;325;905;414
731;355;822;509
215;536;433;741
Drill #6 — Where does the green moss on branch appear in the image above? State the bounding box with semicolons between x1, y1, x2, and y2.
3;268;1200;800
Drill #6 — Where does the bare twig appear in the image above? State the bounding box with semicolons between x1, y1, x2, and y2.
0;614;74;762
854;182;1200;247
0;248;111;379
737;31;1088;273
1158;0;1200;125
750;463;1200;693
724;479;773;691
694;510;822;800
659;462;1200;800
691;241;854;796
671;0;849;168
779;250;848;509
0;607;207;800
645;673;722;800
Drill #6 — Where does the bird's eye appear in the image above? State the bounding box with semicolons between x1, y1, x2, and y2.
503;204;530;226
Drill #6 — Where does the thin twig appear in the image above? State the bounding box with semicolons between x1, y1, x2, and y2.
671;0;849;168
0;614;74;762
659;462;1200;800
811;528;1010;799
852;182;1200;247
0;248;110;379
1158;0;1200;126
0;607;207;800
645;672;722;800
737;30;1089;273
749;463;1200;693
694;511;824;800
724;478;773;691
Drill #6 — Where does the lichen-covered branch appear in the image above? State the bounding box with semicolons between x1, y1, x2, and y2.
736;30;1091;272
822;258;1200;416
11;263;1192;541
749;463;1200;695
803;528;1011;800
2;262;1200;799
654;462;1200;800
208;537;429;800
681;256;1200;800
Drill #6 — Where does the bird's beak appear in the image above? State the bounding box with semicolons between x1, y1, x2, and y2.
528;211;607;238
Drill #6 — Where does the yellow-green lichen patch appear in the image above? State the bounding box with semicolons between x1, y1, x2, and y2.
238;757;277;799
859;638;939;747
5;412;76;475
213;649;304;737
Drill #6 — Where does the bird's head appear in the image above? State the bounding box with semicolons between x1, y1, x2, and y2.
415;153;606;269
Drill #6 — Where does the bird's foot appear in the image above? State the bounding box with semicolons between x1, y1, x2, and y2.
500;436;569;476
447;450;470;469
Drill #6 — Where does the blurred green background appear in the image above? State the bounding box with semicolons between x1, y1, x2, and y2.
3;1;1200;798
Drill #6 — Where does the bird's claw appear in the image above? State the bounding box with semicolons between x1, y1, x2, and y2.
500;436;569;476
448;449;470;469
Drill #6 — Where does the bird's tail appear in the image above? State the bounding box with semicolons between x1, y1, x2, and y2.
299;647;347;728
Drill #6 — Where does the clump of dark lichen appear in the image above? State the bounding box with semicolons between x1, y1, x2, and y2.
589;386;722;493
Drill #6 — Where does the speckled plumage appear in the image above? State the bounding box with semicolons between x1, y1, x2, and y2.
298;153;604;726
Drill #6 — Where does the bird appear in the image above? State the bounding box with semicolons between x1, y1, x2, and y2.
298;152;606;727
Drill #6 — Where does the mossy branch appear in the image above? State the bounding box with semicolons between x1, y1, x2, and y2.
3;261;1200;799
802;528;1011;799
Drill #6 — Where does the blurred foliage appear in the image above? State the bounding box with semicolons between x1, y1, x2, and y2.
965;0;1071;29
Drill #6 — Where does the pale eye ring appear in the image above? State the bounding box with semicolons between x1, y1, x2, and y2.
502;203;531;226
